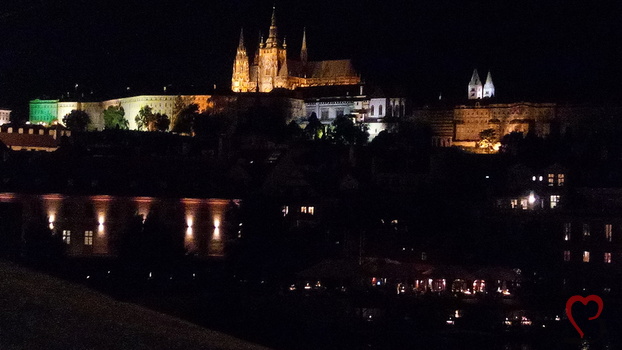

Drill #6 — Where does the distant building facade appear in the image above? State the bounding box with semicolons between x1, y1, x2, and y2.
0;124;70;152
413;71;622;149
231;7;361;93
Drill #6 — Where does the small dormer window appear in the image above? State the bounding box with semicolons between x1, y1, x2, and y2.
558;174;565;186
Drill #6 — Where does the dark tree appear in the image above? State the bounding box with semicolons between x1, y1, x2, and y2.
62;110;90;131
135;105;154;131
331;114;369;145
172;103;199;134
193;112;227;138
102;105;128;130
285;120;304;140
153;113;170;131
135;106;170;131
304;112;324;140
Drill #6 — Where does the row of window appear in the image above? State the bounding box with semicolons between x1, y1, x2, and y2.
564;250;612;263
564;223;613;242
509;195;560;209
281;206;315;216
62;230;93;246
531;173;564;186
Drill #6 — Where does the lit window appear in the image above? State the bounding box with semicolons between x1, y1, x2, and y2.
564;222;571;241
550;195;560;209
62;230;71;245
558;174;565;186
583;251;590;263
605;224;612;242
604;252;612;264
583;224;590;238
300;206;307;214
282;206;289;216
510;199;518;209
308;206;315;215
564;250;571;262
84;230;93;246
520;198;528;210
548;173;554;186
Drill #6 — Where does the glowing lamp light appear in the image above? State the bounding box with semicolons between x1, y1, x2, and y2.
528;192;536;205
48;213;55;230
98;215;105;225
187;217;194;228
214;219;220;229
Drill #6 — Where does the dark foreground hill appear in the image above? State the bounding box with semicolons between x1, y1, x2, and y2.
0;260;272;350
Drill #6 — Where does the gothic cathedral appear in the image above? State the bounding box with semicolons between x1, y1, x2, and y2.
232;7;361;93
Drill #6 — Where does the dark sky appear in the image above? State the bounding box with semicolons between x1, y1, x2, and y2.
0;0;621;117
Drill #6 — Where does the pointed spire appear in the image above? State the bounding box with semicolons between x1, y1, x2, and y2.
468;69;483;100
485;70;493;85
301;27;308;64
266;4;278;47
237;28;245;51
469;69;481;86
484;70;495;98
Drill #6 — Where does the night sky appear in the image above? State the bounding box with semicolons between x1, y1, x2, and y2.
0;0;621;119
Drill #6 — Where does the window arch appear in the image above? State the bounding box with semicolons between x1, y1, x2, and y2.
379;105;383;116
370;105;375;116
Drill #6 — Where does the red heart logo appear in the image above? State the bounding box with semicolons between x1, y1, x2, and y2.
565;295;604;338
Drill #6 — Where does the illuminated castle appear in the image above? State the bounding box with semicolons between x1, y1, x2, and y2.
232;7;361;93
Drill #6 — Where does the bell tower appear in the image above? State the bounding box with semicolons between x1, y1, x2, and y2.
483;70;495;98
468;69;483;99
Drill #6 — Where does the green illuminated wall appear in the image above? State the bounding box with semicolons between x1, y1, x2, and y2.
29;99;59;124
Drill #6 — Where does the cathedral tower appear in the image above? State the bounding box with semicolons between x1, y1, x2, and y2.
232;5;360;93
300;28;308;64
483;70;495;98
468;69;483;99
232;29;250;92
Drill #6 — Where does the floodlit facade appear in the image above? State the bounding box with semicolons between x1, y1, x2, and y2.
0;193;236;257
30;96;213;130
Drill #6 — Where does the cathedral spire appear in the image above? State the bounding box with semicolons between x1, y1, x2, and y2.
301;27;308;64
483;70;495;98
468;69;483;99
266;5;278;48
237;28;245;51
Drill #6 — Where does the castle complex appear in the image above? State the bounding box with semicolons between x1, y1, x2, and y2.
412;70;622;150
231;7;361;93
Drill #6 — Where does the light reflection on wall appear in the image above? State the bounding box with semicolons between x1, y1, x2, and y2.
182;199;200;253
208;200;227;257
133;197;153;219
43;194;63;232
0;193;238;258
91;195;112;255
